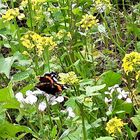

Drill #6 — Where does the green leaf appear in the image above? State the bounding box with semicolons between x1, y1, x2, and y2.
0;121;34;139
72;7;82;15
86;84;106;96
0;86;14;102
96;136;114;140
64;97;76;108
50;125;57;139
0;85;20;109
60;125;82;140
12;71;30;82
131;115;140;131
0;56;17;78
136;41;140;52
114;100;133;114
20;84;35;95
2;98;20;109
98;70;121;88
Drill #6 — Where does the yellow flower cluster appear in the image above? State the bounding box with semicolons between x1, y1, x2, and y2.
79;14;99;30
122;52;140;78
21;0;46;8
94;0;112;12
59;71;79;85
21;31;56;55
56;29;72;39
106;117;125;136
2;8;25;22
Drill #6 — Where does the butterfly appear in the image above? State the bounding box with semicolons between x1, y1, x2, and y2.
36;72;66;95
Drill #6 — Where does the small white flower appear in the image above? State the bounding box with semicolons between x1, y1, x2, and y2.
49;96;57;105
15;92;24;103
108;87;112;90
116;87;122;94
105;91;110;95
108;105;112;112
38;101;47;111
118;94;123;99
60;110;66;114
113;84;119;88
32;89;45;95
121;90;128;98
67;107;75;118
51;101;57;105
105;97;112;103
98;24;106;33
26;90;33;96
110;88;115;94
126;98;132;103
55;96;64;103
24;94;37;105
97;4;106;13
118;90;129;99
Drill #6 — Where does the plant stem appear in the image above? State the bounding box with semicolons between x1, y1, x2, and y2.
81;104;87;140
76;101;87;140
27;0;33;30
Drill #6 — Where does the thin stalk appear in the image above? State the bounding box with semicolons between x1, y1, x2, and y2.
27;0;33;30
34;49;39;75
76;101;87;140
81;105;87;140
45;99;54;129
0;74;9;86
46;47;50;72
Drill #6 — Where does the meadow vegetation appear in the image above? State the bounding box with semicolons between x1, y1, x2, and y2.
0;0;140;139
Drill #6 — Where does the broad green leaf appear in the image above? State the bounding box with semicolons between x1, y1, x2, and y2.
0;85;20;109
114;100;133;114
2;99;20;109
0;56;17;78
0;121;34;139
64;97;76;108
0;86;14;102
50;125;57;139
12;71;30;82
20;84;35;95
98;70;121;88
131;115;140;131
96;136;114;140
59;125;82;140
86;84;106;96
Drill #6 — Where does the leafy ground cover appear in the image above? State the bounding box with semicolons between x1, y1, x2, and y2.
0;0;140;139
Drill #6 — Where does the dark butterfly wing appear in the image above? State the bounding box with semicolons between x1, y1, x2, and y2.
44;72;58;82
36;83;62;95
36;72;66;95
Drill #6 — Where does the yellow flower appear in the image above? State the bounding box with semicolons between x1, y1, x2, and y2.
22;51;30;56
106;117;125;136
56;29;66;39
122;52;140;74
2;8;20;22
94;0;112;12
59;71;79;85
20;0;46;8
21;31;56;55
67;32;72;39
79;14;99;30
56;30;72;40
136;71;140;80
83;97;93;107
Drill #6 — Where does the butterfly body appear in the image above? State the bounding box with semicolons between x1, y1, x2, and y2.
36;72;65;95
